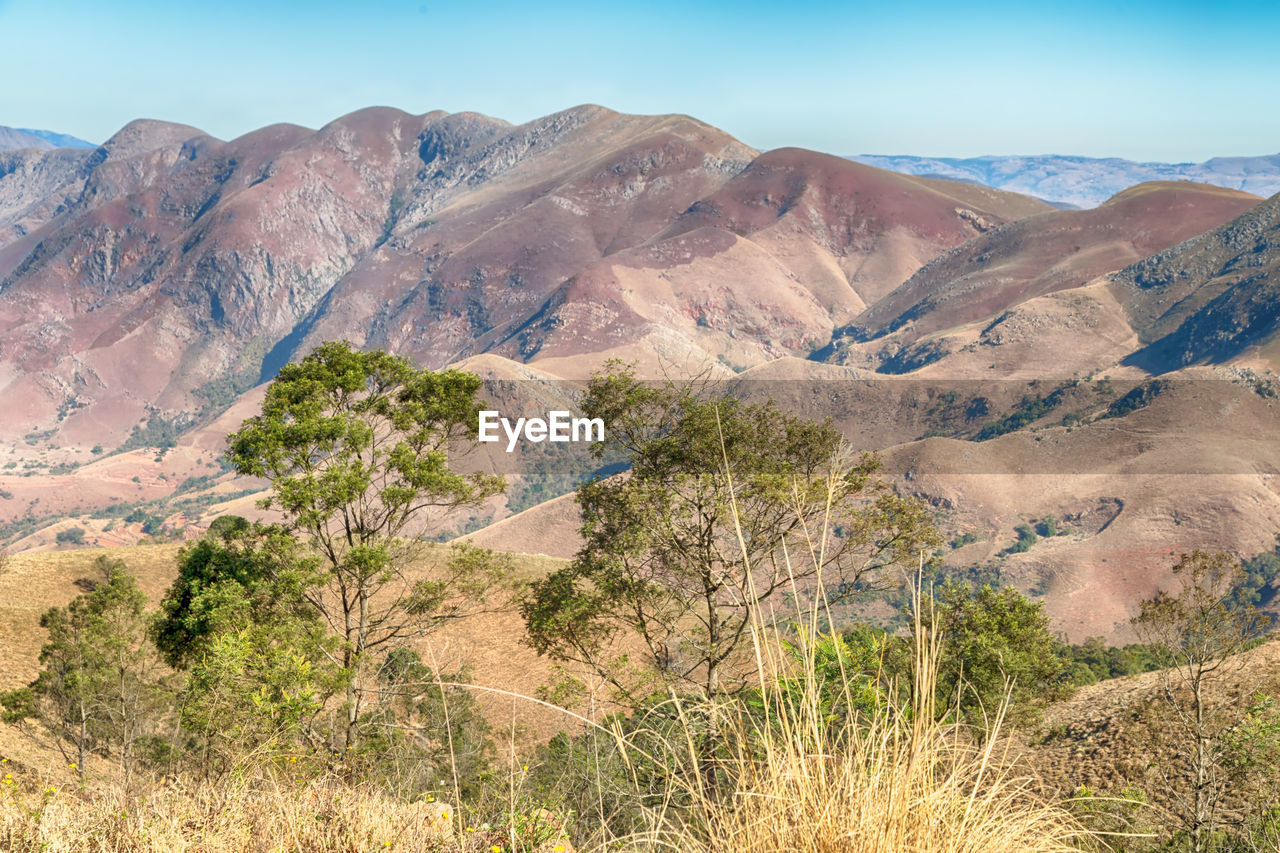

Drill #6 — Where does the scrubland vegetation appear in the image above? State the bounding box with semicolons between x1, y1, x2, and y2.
1;346;1278;851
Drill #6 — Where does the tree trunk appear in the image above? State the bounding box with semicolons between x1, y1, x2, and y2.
344;651;358;753
343;591;358;753
1192;670;1211;853
77;710;87;787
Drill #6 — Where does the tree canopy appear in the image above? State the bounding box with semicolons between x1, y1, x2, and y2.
522;364;938;705
225;341;508;747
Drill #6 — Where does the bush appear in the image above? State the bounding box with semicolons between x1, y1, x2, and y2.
1004;522;1039;554
54;527;85;545
670;606;1089;852
1101;380;1167;419
918;581;1072;726
1061;637;1166;685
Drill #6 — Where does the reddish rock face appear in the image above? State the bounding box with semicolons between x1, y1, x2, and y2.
852;182;1263;344
1;109;442;446
0;106;1051;448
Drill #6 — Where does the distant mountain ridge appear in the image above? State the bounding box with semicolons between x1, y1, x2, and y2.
0;126;96;151
848;152;1280;208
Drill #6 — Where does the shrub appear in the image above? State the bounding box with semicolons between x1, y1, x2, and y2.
918;581;1072;727
1005;522;1039;554
54;527;85;546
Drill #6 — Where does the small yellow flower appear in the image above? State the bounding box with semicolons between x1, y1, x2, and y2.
491;847;502;853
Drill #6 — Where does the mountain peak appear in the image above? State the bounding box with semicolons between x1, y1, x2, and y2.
100;119;209;158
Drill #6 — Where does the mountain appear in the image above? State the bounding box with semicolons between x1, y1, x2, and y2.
1111;193;1280;372
470;147;1050;375
845;182;1262;351
848;152;1280;209
0;105;1050;453
0;126;95;151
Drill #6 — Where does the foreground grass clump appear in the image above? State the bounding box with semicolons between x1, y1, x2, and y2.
661;631;1089;853
0;778;460;852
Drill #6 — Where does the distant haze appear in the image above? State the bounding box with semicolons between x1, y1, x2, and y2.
849;154;1280;208
0;126;95;151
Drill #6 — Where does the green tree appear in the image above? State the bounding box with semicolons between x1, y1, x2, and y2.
1004;522;1038;554
2;556;167;786
920;581;1069;727
1131;550;1270;853
153;522;339;773
225;341;506;748
153;522;323;669
1061;636;1164;685
205;513;250;540
523;365;938;706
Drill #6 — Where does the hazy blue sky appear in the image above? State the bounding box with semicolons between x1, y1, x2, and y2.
2;0;1277;161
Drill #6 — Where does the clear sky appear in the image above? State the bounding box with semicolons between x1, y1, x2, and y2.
2;0;1278;161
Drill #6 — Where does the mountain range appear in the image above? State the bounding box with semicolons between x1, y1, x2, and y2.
3;104;1280;640
0;126;96;151
848;152;1280;208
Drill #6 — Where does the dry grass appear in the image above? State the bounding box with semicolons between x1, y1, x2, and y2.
0;776;460;853
0;637;1089;853
662;629;1090;852
0;630;1090;853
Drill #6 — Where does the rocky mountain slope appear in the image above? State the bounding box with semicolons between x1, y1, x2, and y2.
846;182;1261;346
1111;194;1280;372
849;152;1280;208
0;105;1048;453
